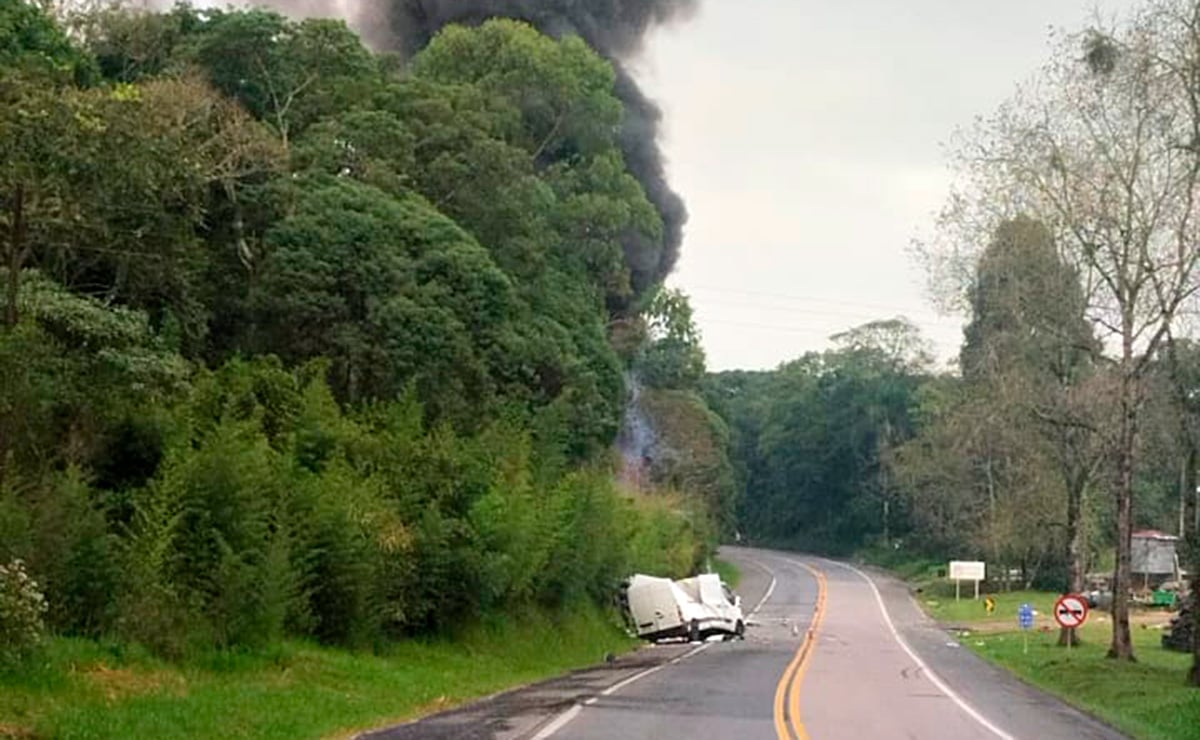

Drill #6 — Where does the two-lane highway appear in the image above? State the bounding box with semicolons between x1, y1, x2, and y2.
364;547;1127;740
549;552;821;739
790;553;1003;740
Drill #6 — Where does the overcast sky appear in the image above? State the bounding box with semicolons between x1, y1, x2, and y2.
631;0;1135;371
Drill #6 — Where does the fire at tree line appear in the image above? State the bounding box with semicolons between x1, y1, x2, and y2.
4;0;1200;693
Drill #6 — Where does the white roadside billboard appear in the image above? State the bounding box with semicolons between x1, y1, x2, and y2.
949;560;985;600
949;560;985;581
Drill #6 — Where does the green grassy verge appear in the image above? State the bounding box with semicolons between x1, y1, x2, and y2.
969;624;1200;739
0;605;636;740
919;589;1058;625
712;557;742;588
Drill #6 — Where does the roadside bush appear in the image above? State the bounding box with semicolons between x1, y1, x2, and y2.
0;559;49;667
469;428;546;611
0;348;718;656
114;473;197;660
147;416;305;651
625;492;710;579
302;463;413;648
535;471;704;606
28;469;118;637
0;486;33;565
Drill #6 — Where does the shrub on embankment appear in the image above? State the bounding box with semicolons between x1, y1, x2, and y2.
0;349;709;659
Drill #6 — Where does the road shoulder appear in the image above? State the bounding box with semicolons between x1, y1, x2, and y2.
863;565;1128;740
357;642;696;740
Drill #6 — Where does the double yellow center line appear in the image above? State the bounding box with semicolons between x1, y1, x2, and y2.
773;562;828;740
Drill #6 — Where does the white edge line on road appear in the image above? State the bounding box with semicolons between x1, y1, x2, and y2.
744;559;778;618
531;559;778;740
530;704;583;739
529;643;712;740
820;558;1016;740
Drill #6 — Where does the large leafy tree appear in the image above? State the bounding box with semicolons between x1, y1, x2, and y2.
0;0;96;82
411;19;622;165
411;19;664;310
186;10;381;147
248;176;526;427
1;70;90;328
1141;337;1200;681
962;217;1095;384
958;216;1105;639
640;288;706;391
2;70;283;346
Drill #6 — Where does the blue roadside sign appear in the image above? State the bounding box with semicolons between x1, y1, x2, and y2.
1018;603;1035;630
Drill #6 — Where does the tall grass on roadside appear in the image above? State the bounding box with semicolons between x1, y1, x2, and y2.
970;623;1200;739
0;604;636;740
712;558;742;588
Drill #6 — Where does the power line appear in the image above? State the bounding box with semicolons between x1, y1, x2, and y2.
690;296;964;328
703;319;840;337
682;283;958;320
702;318;961;348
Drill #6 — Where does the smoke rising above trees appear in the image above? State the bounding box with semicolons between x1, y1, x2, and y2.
248;0;694;298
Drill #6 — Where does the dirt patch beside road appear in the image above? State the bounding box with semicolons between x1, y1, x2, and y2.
943;609;1173;635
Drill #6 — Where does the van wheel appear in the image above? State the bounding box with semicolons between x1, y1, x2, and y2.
735;620;745;639
688;620;700;643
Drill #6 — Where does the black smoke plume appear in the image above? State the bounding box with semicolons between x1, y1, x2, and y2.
387;0;695;58
388;1;695;295
216;0;693;291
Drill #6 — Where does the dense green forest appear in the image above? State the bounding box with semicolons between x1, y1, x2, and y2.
0;0;733;662
705;318;928;556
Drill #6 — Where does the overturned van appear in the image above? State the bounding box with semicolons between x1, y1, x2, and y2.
622;572;745;642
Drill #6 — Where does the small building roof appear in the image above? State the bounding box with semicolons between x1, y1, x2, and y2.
1133;529;1179;541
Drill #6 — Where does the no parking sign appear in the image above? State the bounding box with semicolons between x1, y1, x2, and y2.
1054;594;1089;629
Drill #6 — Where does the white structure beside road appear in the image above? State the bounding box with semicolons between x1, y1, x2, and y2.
949;560;986;601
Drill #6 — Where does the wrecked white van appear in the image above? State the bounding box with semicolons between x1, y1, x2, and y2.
622;573;745;642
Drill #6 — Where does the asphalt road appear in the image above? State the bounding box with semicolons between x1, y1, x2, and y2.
363;547;1127;740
